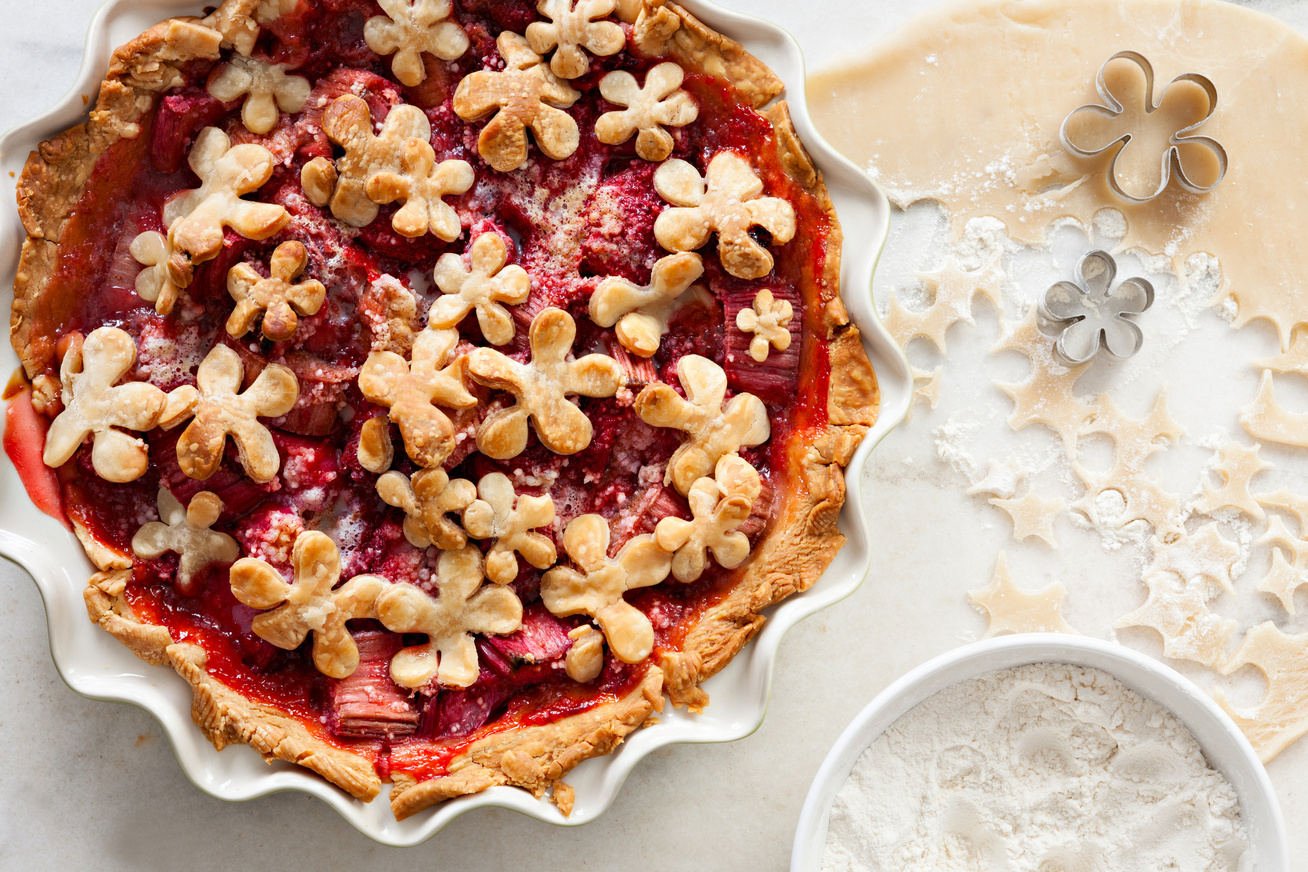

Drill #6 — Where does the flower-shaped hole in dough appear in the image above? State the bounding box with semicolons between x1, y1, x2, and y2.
540;514;671;664
365;141;474;240
653;152;796;280
654;455;760;582
162;127;289;273
1060;51;1226;203
525;0;625;81
229;530;387;679
429;233;531;345
364;0;470;88
1038;249;1153;366
452;32;581;173
301;95;433;227
357;327;477;468
634;354;770;495
377;467;477;550
466;307;626;458
589;252;703;358
43;327;167;483
168;344;299;483
735;288;793;363
206;54;311;135
595;62;698;162
375;546;523;688
462;472;557;584
132;489;240;595
226;241;327;341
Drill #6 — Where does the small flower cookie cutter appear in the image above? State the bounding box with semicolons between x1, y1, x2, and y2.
1039;250;1153;366
1059;50;1227;203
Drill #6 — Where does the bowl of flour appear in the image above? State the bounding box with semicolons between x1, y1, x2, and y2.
791;635;1287;871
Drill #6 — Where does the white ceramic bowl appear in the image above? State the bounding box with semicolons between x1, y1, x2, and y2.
0;0;912;846
791;634;1289;871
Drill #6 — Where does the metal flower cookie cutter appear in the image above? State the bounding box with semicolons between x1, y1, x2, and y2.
1039;250;1153;366
1059;50;1227;203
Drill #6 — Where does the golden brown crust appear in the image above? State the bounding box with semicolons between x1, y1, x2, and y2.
16;0;878;816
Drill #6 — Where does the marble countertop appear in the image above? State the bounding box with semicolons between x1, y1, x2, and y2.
1;0;1302;868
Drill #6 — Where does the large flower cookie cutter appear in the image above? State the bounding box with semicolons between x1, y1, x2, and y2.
1059;50;1227;203
1039;250;1153;366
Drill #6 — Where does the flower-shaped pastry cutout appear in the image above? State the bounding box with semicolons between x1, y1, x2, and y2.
635;354;770;495
375;546;523;688
358;327;477;468
226;241;327;341
540;514;672;664
163;127;289;272
595;62;698;162
365;141;474;240
565;625;604;682
129;231;184;315
364;0;470;88
357;415;395;473
301;95;432;227
206;54;311;135
452;32;581;173
589;252;704;358
525;0;625;80
655;455;760;582
466;307;626;458
1059;51;1227;203
735;288;793;363
377;468;477;550
132;489;239;595
429;233;531;345
462;472;557;584
1038;250;1154;366
653;152;796;280
43;327;167;483
169;344;299;483
230;530;386;679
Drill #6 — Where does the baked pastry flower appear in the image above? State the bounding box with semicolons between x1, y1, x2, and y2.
541;514;672;664
452;32;581;172
595;62;698;162
635;354;770;495
466;307;626;458
525;0;625;80
589;252;704;357
735;288;793;362
655;455;760;582
375;546;523;688
132;489;239;595
1060;51;1226;203
364;0;470;87
653;152;796;280
206;54;311;135
377;468;477;550
225;240;326;341
365;141;475;240
230;530;387;679
462;472;557;584
428;233;531;345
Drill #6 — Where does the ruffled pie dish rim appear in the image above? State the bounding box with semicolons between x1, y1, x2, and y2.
0;0;912;846
790;634;1289;872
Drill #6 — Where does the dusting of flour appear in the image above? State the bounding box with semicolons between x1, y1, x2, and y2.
819;664;1248;871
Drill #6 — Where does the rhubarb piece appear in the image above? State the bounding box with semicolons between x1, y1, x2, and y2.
328;630;420;740
483;603;572;668
431;668;515;738
150;87;227;175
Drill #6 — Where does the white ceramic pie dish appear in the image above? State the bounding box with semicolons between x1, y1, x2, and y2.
0;0;911;846
791;634;1289;871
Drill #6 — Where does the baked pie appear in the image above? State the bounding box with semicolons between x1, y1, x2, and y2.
8;0;878;819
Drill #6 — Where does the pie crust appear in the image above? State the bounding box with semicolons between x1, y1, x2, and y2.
10;0;878;820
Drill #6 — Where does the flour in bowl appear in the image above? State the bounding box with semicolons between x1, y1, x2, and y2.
819;663;1248;871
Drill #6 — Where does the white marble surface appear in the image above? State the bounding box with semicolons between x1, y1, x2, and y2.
1;0;1304;868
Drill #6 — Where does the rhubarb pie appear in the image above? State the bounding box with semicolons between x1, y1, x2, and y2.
8;0;878;819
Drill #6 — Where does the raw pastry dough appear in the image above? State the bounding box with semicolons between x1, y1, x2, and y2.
968;552;1075;637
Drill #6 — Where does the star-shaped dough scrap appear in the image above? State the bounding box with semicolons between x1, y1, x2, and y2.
969;552;1076;637
990;308;1095;451
1257;489;1308;532
967;455;1027;500
1115;571;1235;668
904;365;941;421
1257;550;1308;616
1146;523;1241;595
988;488;1063;547
884;254;1004;355
1192;442;1270;520
1255;331;1308;376
1217;622;1308;762
1240;371;1308;449
1073;392;1184;540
